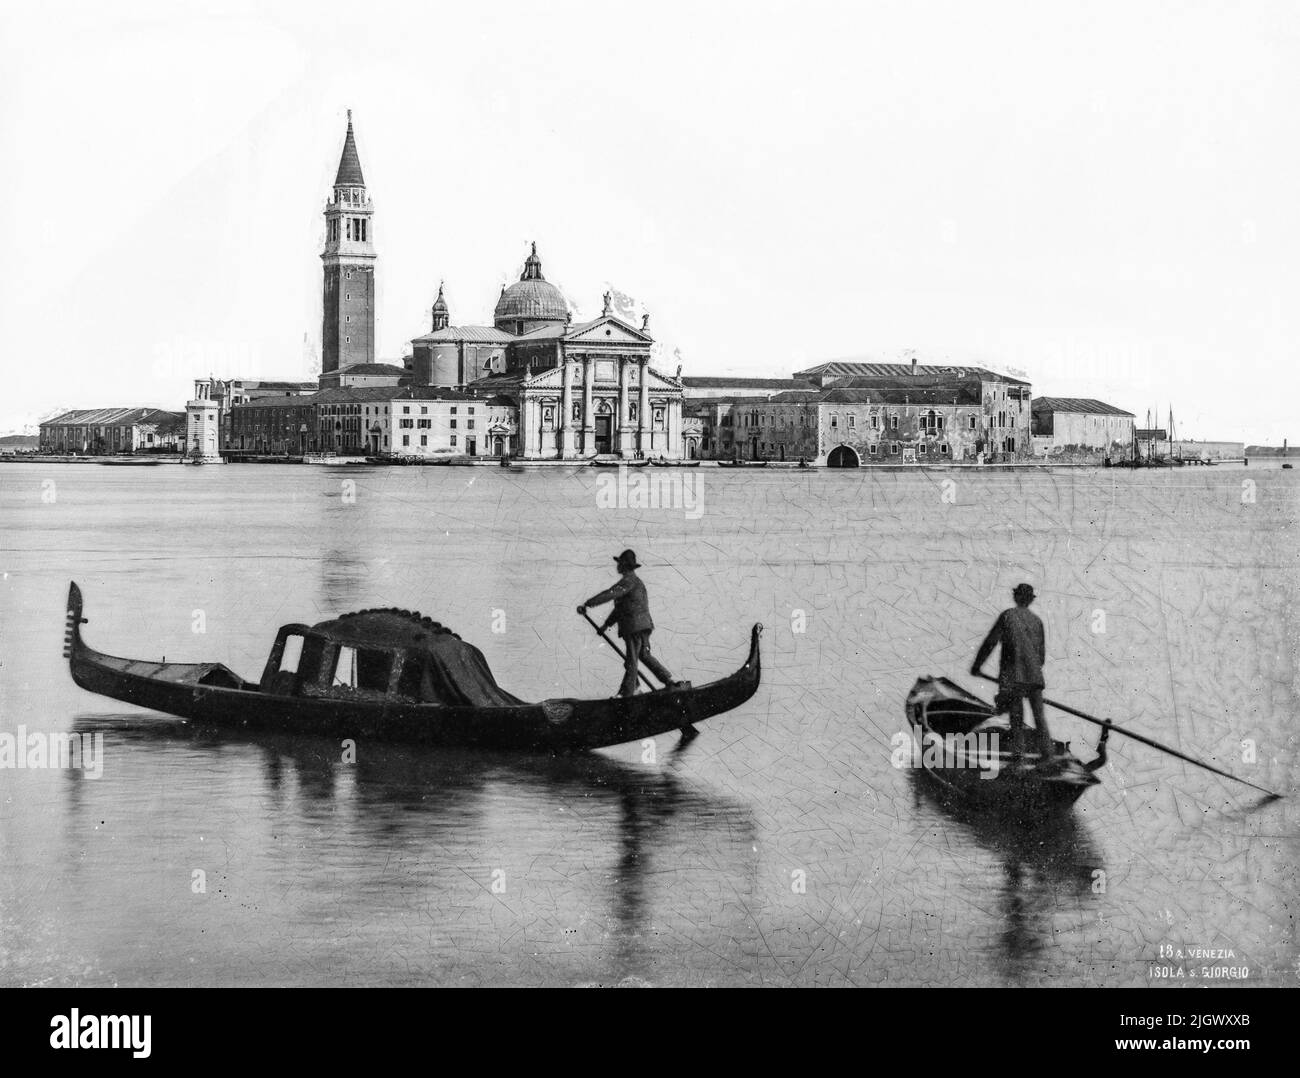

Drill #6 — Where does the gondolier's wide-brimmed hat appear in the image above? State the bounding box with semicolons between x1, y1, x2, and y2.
1013;583;1036;601
614;549;642;571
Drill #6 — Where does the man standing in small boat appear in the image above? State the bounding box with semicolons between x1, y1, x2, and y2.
578;549;684;697
971;583;1056;765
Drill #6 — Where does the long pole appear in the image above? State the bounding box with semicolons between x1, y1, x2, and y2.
973;673;1281;798
580;610;655;692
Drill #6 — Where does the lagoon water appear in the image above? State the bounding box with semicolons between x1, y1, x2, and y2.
1;461;1296;986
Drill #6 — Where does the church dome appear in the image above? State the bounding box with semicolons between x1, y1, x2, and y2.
494;243;568;329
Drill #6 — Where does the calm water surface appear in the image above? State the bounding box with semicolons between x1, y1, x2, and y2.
1;461;1296;986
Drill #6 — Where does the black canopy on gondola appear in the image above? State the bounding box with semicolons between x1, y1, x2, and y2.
259;608;526;708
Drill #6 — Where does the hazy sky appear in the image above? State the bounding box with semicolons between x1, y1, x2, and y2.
2;1;1296;443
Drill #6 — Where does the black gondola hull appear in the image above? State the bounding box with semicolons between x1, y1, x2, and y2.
65;583;761;752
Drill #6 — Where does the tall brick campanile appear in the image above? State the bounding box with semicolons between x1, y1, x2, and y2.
321;110;376;375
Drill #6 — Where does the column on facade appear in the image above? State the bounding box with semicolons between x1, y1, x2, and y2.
616;356;631;458
522;397;536;459
581;355;594;457
560;361;574;458
667;394;682;460
637;358;650;457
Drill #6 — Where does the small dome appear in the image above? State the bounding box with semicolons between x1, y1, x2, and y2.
494;243;568;328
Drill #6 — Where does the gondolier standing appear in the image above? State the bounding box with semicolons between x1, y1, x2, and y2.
579;549;683;697
971;583;1056;764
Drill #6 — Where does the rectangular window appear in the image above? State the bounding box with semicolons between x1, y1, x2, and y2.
279;635;305;673
468;407;475;415
420;407;427;415
402;406;410;414
941;443;950;455
830;414;838;427
467;420;475;430
969;415;977;429
918;443;927;454
450;407;457;414
891;442;899;455
848;414;855;428
402;435;409;446
451;435;457;446
450;419;457;429
869;443;877;455
890;415;898;430
420;435;427;447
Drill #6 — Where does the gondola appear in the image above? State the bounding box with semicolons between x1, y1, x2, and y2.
649;458;701;467
63;583;762;752
717;460;768;468
905;676;1107;819
589;459;650;468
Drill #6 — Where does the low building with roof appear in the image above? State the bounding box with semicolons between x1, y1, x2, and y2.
317;362;409;390
226;385;521;458
1030;397;1135;463
680;376;818;400
0;434;40;455
690;366;1032;464
40;407;187;455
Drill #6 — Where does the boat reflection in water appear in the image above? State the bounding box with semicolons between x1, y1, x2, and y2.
908;771;1105;986
64;713;757;986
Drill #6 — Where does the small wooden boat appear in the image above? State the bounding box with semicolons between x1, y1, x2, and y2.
905;676;1107;819
649;458;701;467
589;459;650;468
99;458;163;466
64;583;762;752
717;460;768;468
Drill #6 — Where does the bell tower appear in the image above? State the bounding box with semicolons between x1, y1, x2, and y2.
321;110;376;376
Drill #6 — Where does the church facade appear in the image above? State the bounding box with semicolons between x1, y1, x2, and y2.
226;114;687;460
409;244;685;460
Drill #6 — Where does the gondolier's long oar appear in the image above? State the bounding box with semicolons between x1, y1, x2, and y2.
580;610;656;692
973;673;1281;799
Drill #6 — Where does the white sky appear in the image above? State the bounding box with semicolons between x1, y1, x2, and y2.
2;0;1296;443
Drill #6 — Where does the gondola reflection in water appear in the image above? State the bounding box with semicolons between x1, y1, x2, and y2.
63;582;761;752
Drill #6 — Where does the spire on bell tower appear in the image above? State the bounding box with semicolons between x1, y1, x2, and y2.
431;282;450;331
321;109;377;380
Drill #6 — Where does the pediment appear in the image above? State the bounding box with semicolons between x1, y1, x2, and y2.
564;316;653;345
522;366;565;389
645;366;683;391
